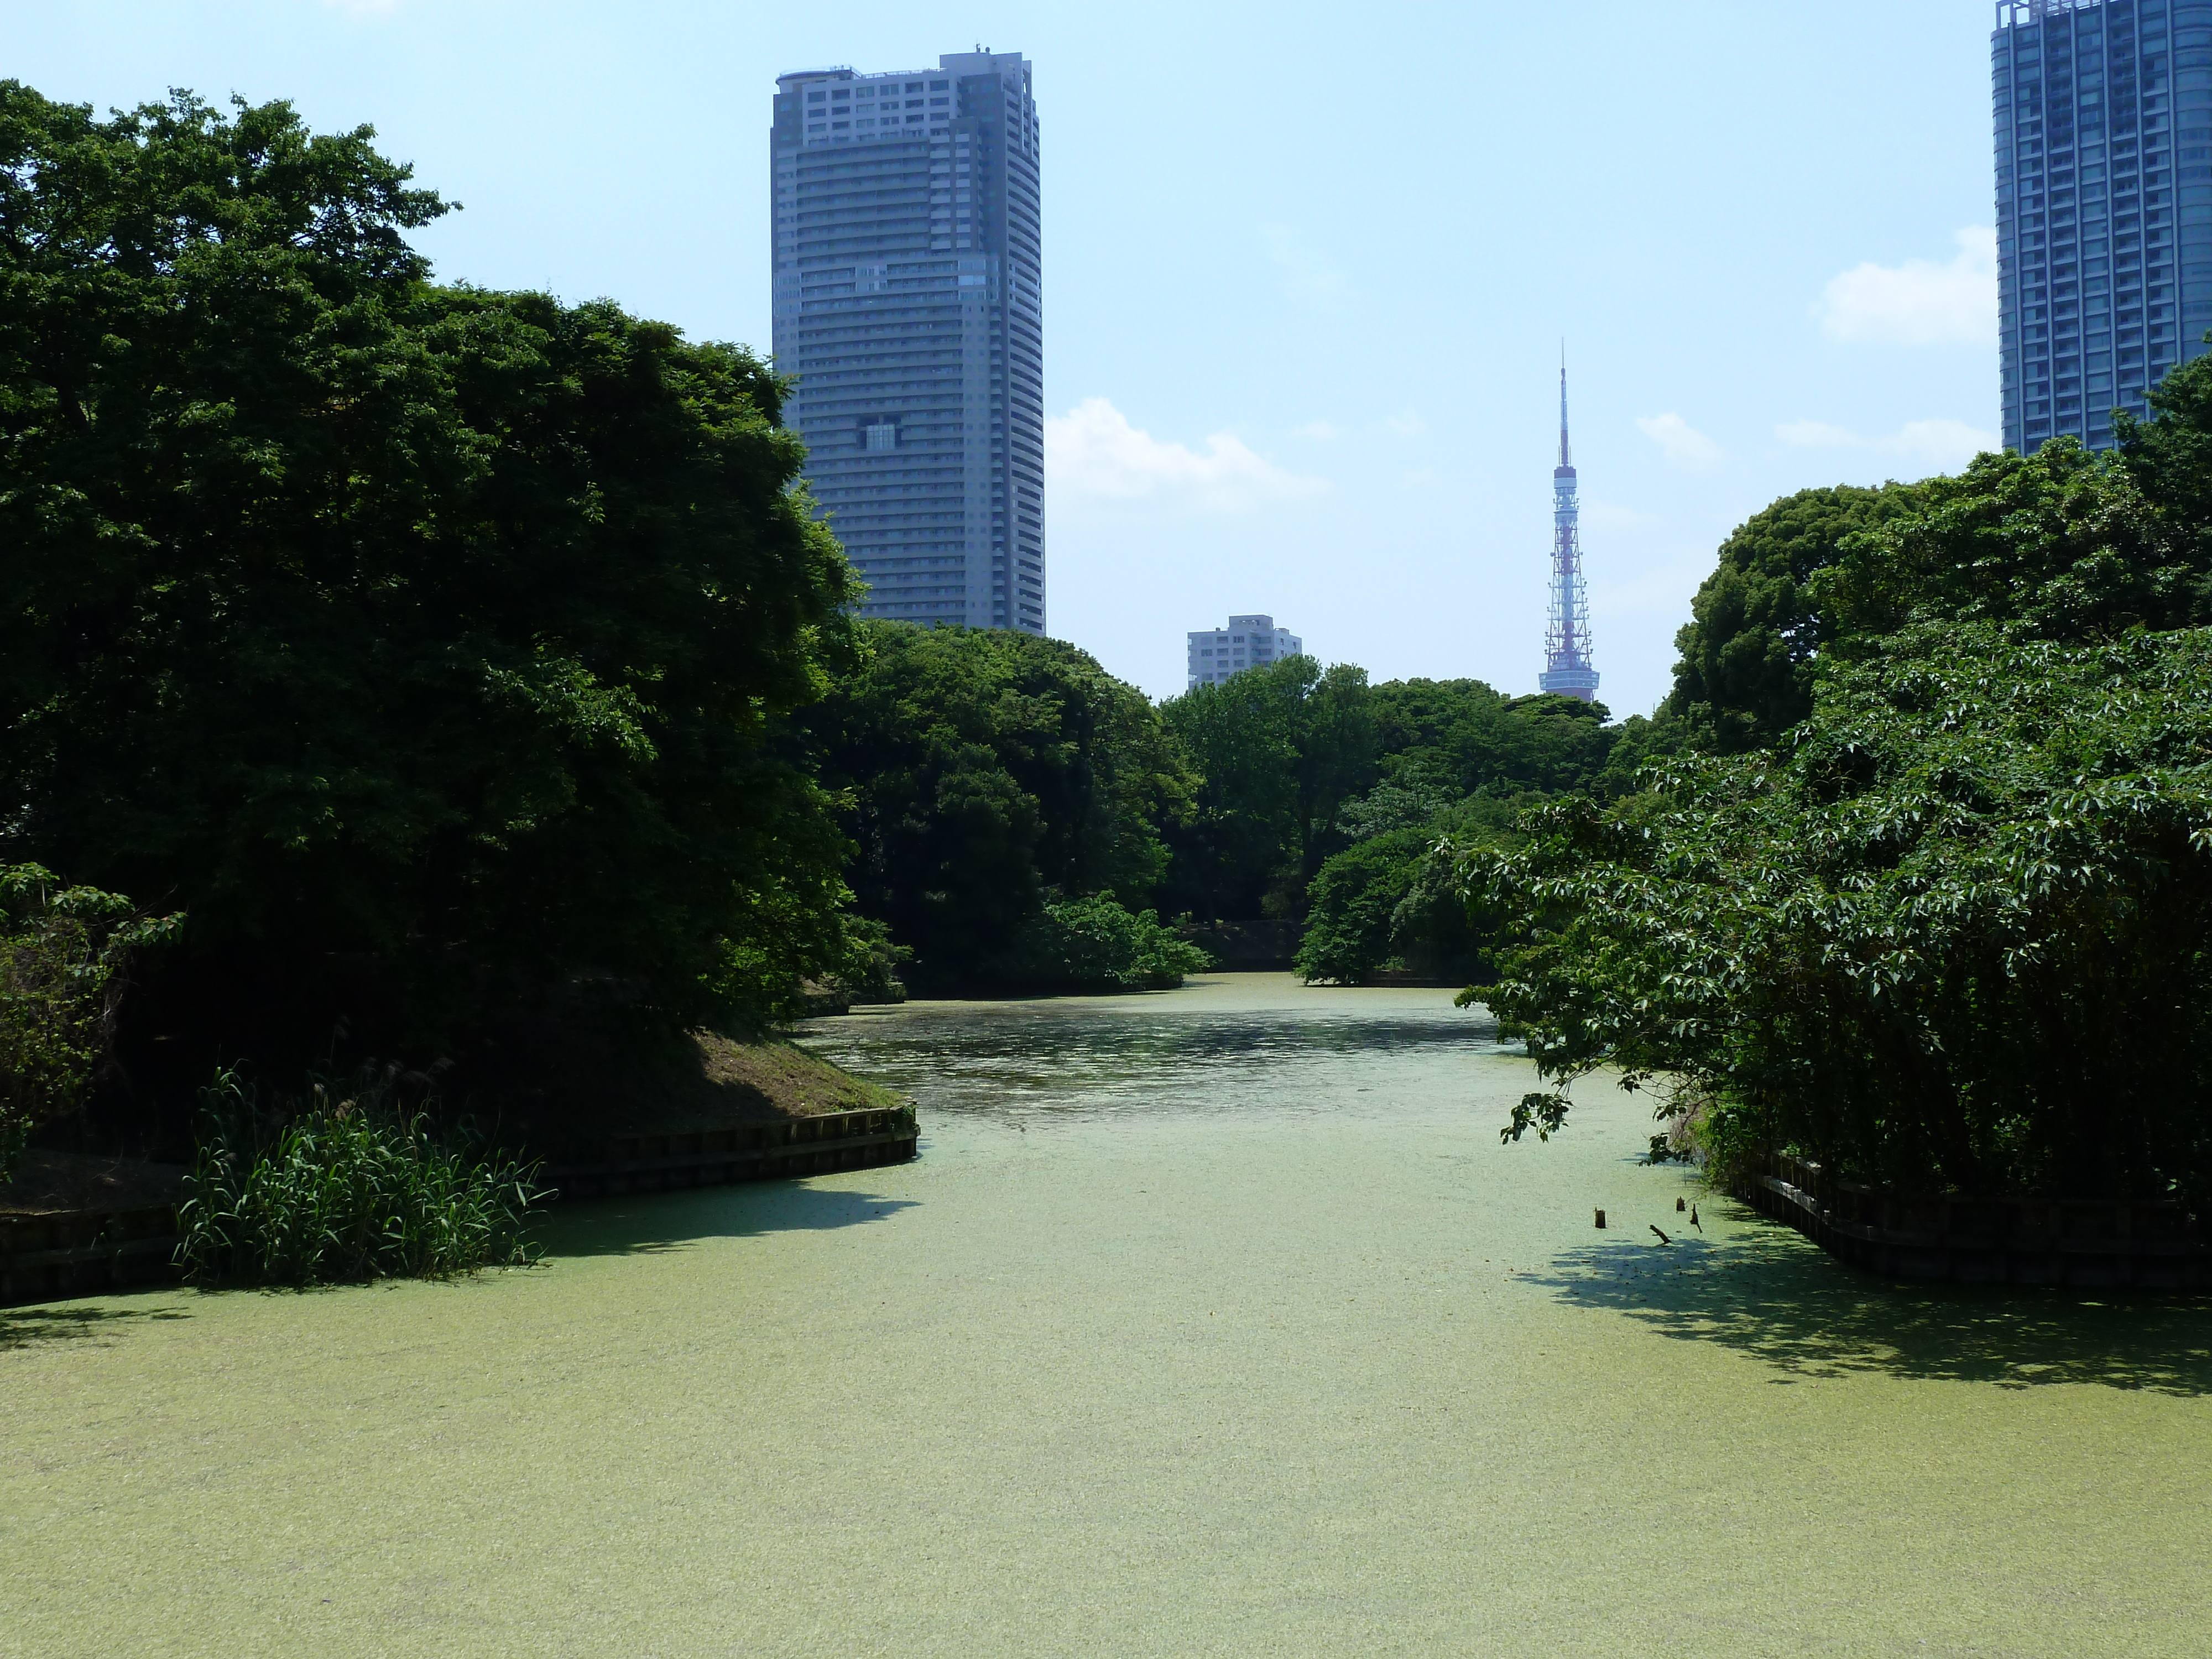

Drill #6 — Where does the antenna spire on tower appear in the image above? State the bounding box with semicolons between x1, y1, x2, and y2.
1558;343;1572;471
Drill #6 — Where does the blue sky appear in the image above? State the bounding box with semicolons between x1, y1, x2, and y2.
11;1;2001;715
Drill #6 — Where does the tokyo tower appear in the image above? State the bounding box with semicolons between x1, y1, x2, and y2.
1537;354;1599;703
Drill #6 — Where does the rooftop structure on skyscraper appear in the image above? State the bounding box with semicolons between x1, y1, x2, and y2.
1994;0;2212;453
770;51;1045;632
1537;361;1599;704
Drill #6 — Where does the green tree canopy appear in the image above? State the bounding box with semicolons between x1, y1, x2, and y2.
1463;623;2212;1208
2118;344;2212;565
804;621;1193;989
1661;482;1927;752
1367;679;1618;796
1816;439;2205;648
1294;796;1525;987
1285;680;1640;985
1464;377;2212;1199
0;86;860;1083
1159;656;1378;920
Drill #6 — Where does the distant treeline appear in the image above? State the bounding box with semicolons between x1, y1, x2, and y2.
805;621;1663;994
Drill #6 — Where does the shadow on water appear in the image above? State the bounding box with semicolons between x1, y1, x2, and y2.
1527;1203;2212;1397
799;1000;1506;1117
542;1182;919;1259
1;1299;191;1353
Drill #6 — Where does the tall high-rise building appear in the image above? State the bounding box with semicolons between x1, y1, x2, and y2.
1537;363;1598;703
770;51;1045;633
1186;615;1302;688
1995;0;2212;453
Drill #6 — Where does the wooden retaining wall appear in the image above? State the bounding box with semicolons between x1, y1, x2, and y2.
545;1105;919;1201
1;1203;185;1308
2;1107;919;1307
1738;1151;2209;1290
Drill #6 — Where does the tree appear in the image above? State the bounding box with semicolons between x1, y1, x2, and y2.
1661;483;1927;752
1816;439;2203;649
2118;344;2212;571
1297;796;1524;986
0;866;179;1182
1159;657;1377;920
804;622;1193;989
1463;401;2212;1202
997;892;1214;992
1461;624;2212;1209
0;87;862;1092
1368;679;1619;796
1285;679;1630;987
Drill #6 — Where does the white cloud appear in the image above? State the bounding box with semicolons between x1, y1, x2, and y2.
1816;228;1997;346
1046;397;1327;512
1636;412;1723;467
1778;416;1999;474
1775;420;1858;448
1385;411;1426;437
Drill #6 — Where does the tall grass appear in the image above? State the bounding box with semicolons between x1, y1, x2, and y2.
176;1067;549;1288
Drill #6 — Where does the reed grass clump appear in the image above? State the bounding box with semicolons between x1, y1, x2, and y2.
177;1067;548;1288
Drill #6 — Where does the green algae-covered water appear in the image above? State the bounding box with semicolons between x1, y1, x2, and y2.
7;974;2212;1657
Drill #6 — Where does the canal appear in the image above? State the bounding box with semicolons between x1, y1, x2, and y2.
6;974;2210;1656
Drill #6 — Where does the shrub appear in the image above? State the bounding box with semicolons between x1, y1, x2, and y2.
0;865;178;1186
1296;826;1439;984
1296;795;1526;986
176;1067;547;1287
999;891;1213;991
829;914;913;1004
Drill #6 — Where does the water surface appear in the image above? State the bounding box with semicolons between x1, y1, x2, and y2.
6;974;2210;1657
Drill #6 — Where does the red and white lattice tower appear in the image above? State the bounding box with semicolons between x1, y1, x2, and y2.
1537;354;1599;703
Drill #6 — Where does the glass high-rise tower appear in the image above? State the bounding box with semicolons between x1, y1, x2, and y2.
770;51;1045;633
1995;0;2212;453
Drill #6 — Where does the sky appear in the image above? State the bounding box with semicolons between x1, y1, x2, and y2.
8;1;2003;716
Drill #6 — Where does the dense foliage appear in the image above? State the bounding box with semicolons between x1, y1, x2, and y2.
1269;678;1667;984
1467;625;2212;1204
1661;483;1926;752
1295;797;1523;985
1159;660;1658;954
805;621;1193;990
1469;369;2212;1205
0;87;862;1083
1660;436;2212;750
177;1067;546;1286
999;891;1215;992
0;865;178;1182
1158;658;1378;921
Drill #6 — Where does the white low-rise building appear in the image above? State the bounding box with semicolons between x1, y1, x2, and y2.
1186;614;1303;689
